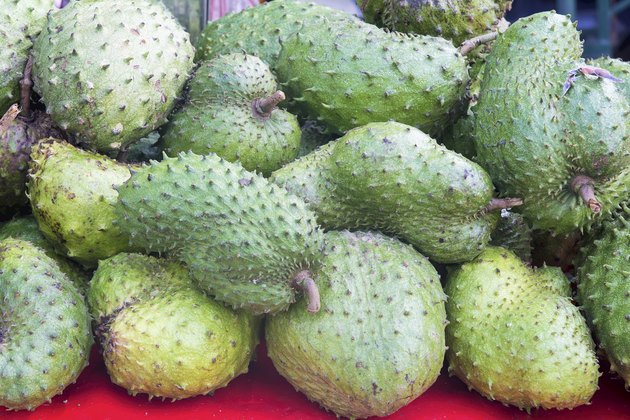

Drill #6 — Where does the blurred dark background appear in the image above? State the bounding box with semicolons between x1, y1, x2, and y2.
507;1;630;59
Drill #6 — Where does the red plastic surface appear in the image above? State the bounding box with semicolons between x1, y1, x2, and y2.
4;342;630;420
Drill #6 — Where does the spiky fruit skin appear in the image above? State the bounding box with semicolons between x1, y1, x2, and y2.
276;17;469;137
587;57;630;98
28;140;135;267
474;12;630;234
578;211;630;386
115;151;324;315
89;253;259;400
0;0;53;115
88;253;190;320
489;210;532;263
445;247;599;410
195;0;352;66
271;122;498;264
0;216;88;289
0;112;62;215
359;0;512;46
32;0;195;155
161;53;301;176
266;231;446;419
0;238;92;411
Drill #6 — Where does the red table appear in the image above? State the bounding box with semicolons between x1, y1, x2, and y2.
4;343;630;420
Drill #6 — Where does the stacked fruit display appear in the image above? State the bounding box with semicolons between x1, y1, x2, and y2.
1;0;629;417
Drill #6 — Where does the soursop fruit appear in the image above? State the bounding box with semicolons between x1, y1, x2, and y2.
0;238;92;411
578;206;630;387
474;12;630;234
0;0;54;115
114;151;324;315
89;253;259;400
275;12;469;137
1;106;62;216
271;121;521;264
0;215;88;289
359;0;512;46
28;140;136;267
266;231;446;418
161;53;300;176
32;0;195;155
196;0;353;66
445;247;599;410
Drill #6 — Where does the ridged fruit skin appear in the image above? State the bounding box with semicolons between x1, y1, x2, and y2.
489;210;532;263
474;12;630;234
89;253;259;400
445;247;599;410
359;0;512;45
276;16;469;137
0;215;88;289
28;140;135;267
271;121;499;264
161;53;300;176
32;0;195;155
0;238;92;411
578;208;630;387
114;151;324;315
87;253;191;320
195;0;352;66
0;0;53;115
1;112;62;215
266;231;446;419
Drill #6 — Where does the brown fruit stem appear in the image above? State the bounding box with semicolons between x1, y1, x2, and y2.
19;55;33;120
571;175;601;213
459;31;499;56
484;197;524;213
0;104;20;134
292;270;320;313
252;91;285;119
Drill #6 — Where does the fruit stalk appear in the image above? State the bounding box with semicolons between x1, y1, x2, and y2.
483;197;524;213
571;175;601;213
19;56;33;120
252;90;285;119
292;270;320;313
460;31;499;56
0;104;20;134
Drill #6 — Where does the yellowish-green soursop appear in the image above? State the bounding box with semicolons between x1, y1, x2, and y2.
267;231;446;418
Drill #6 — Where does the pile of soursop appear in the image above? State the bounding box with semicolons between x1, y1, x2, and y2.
1;0;629;416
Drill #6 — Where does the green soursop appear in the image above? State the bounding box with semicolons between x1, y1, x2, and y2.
1;106;62;216
275;13;469;137
114;152;324;315
266;231;446;418
359;0;512;46
578;206;630;387
32;0;195;155
0;238;92;411
0;215;88;289
28;140;136;267
271;122;521;263
89;253;259;400
474;12;630;234
196;0;352;66
0;0;54;115
445;247;599;410
161;53;300;176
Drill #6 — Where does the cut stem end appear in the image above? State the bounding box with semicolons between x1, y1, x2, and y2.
459;31;499;56
571;175;601;214
252;91;285;119
292;270;320;313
